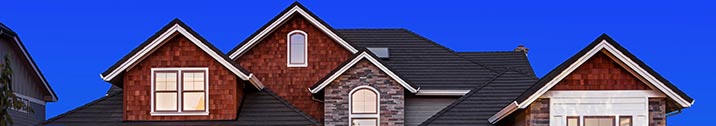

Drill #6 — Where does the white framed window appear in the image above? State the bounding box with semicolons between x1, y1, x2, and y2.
349;86;379;126
287;30;308;67
564;116;632;126
150;68;209;116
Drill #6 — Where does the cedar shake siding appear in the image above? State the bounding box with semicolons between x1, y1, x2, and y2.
123;34;242;121
235;14;353;120
324;60;405;126
552;52;650;90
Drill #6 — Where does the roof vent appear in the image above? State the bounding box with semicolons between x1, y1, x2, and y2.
367;47;389;59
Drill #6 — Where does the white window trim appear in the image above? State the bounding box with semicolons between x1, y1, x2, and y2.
348;86;380;126
287;30;308;67
564;115;633;126
544;90;656;126
150;67;209;116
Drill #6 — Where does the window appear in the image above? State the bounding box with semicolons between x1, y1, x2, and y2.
566;116;579;126
349;86;379;126
287;30;307;67
584;116;614;126
151;68;209;115
619;116;632;126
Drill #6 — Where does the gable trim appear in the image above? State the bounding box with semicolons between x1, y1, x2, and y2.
488;36;694;124
308;51;419;93
99;20;262;89
228;3;358;59
0;25;58;102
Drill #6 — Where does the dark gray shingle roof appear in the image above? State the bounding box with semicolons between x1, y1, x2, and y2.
419;69;537;126
43;88;318;126
335;29;502;90
457;51;536;77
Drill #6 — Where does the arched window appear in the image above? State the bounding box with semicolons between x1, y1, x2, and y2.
287;30;307;67
349;86;379;126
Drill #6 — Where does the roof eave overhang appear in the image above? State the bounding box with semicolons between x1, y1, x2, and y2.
100;20;264;90
1;26;58;102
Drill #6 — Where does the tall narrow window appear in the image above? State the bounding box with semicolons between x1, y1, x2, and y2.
566;116;580;126
151;68;209;115
287;30;307;67
349;86;379;126
619;116;632;126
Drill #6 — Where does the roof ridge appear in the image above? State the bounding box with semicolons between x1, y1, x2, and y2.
418;68;518;126
457;52;537;78
459;51;521;53
400;29;504;75
335;28;407;30
260;88;321;125
42;91;122;125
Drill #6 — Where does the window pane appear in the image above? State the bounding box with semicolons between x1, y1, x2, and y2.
183;92;205;111
156;92;177;111
155;72;177;91
183;72;205;91
351;89;377;113
585;117;614;126
619;116;632;126
567;117;579;126
289;33;305;64
351;118;377;126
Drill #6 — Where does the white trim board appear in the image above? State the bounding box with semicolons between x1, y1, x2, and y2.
309;52;419;93
489;39;693;124
99;23;261;89
228;5;358;59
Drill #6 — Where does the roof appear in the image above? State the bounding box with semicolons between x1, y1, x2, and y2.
0;22;58;102
309;50;420;93
335;29;504;90
98;19;262;89
419;69;538;126
457;51;536;77
227;2;358;59
43;87;319;126
488;34;695;123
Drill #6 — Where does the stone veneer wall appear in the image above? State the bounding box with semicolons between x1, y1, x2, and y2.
527;98;550;126
649;98;666;126
324;60;404;126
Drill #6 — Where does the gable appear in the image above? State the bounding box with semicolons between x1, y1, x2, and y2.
489;34;694;124
100;19;263;89
310;51;419;93
227;2;358;59
552;52;650;90
0;23;58;101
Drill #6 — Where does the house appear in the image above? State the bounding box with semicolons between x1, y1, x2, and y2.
43;2;693;126
0;22;59;126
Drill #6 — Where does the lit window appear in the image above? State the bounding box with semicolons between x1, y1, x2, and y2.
351;118;377;126
584;116;614;126
151;68;208;115
567;116;579;126
349;86;379;126
619;116;632;126
287;30;307;67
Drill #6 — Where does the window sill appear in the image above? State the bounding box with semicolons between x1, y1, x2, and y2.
287;64;308;67
150;111;209;116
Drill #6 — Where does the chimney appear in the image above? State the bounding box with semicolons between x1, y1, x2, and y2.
514;45;529;54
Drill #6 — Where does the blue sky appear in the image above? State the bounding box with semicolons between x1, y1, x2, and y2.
2;0;713;125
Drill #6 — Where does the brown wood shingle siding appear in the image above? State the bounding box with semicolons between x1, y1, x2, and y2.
552;52;650;90
123;35;242;121
235;15;353;121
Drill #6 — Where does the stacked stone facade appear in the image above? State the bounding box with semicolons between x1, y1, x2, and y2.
324;60;405;126
649;98;666;126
